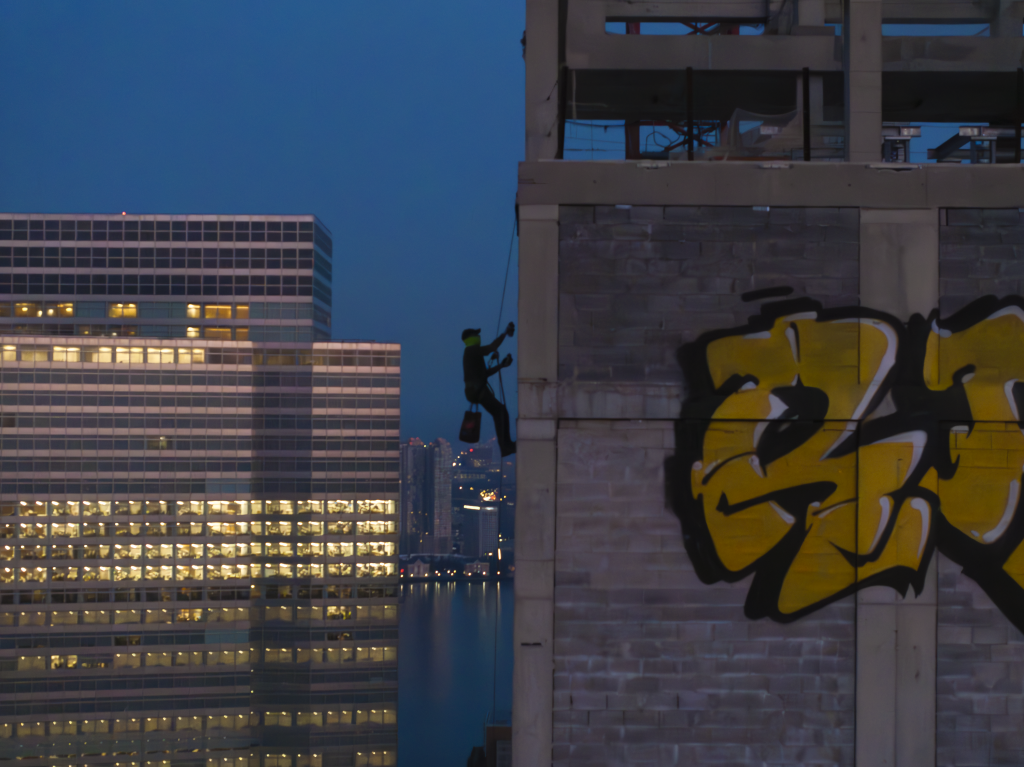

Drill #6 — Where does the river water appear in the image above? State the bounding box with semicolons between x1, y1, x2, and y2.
399;581;515;766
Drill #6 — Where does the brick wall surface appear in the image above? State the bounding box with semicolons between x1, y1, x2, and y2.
548;206;1024;766
553;421;855;767
939;208;1024;318
937;208;1024;767
558;206;859;387
937;554;1024;767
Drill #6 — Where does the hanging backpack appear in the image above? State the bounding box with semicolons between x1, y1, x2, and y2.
459;403;481;443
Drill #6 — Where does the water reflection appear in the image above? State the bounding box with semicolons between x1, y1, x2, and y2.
399;581;514;767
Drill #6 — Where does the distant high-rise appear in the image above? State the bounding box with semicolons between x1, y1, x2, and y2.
399;438;427;555
398;438;452;556
429;439;453;556
461;504;498;559
0;212;399;767
451;442;498;510
497;455;516;542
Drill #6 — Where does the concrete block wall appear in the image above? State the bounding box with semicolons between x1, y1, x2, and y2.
552;206;860;766
558;205;860;388
525;202;1024;767
515;160;1024;767
936;555;1024;766
554;421;855;767
937;208;1024;767
939;208;1024;318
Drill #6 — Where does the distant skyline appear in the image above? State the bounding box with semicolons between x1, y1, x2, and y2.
0;0;524;447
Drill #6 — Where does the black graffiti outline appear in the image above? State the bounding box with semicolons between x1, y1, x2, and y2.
925;296;1024;633
667;295;1024;629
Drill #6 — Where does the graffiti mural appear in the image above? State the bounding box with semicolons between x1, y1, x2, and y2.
669;293;1024;630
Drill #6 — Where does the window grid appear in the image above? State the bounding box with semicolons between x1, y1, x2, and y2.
0;326;398;760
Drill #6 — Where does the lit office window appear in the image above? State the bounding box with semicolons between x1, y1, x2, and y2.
83;346;113;362
114;347;143;364
21;347;48;361
357;542;396;557
112;719;141;733
204;304;232;319
146;348;175;363
178;347;205;363
51;346;80;362
108;303;137;318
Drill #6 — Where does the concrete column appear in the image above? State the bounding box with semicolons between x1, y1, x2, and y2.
992;0;1023;37
859;209;939;320
857;209;939;767
798;0;825;25
525;0;560;161
844;0;882;162
513;204;559;767
799;0;826;128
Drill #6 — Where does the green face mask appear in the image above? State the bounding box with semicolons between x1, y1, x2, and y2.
464;336;481;347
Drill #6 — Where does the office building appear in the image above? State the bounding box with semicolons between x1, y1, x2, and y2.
398;439;426;556
398;438;451;556
0;213;399;767
460;505;497;559
496;456;515;543
451;443;514;555
451;443;498;511
427;439;453;556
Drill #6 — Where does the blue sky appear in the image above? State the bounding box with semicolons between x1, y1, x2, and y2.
0;0;524;447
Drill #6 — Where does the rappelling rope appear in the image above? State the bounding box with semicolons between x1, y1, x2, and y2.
494;214;516;341
489;210;517;728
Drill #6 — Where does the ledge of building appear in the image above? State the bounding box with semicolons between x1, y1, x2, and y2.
520;380;684;421
518;161;1024;208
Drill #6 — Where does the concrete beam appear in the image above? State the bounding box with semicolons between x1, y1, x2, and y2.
567;2;842;71
555;382;684;421
601;0;788;22
575;0;1023;25
566;27;1024;77
883;36;1024;70
519;381;559;420
518;161;1024;208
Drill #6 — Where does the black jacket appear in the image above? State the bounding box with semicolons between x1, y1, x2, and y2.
463;334;506;388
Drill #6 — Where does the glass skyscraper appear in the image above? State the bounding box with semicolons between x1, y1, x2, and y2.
398;438;451;556
0;214;399;767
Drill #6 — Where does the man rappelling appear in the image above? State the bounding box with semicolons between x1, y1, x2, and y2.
462;323;516;457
